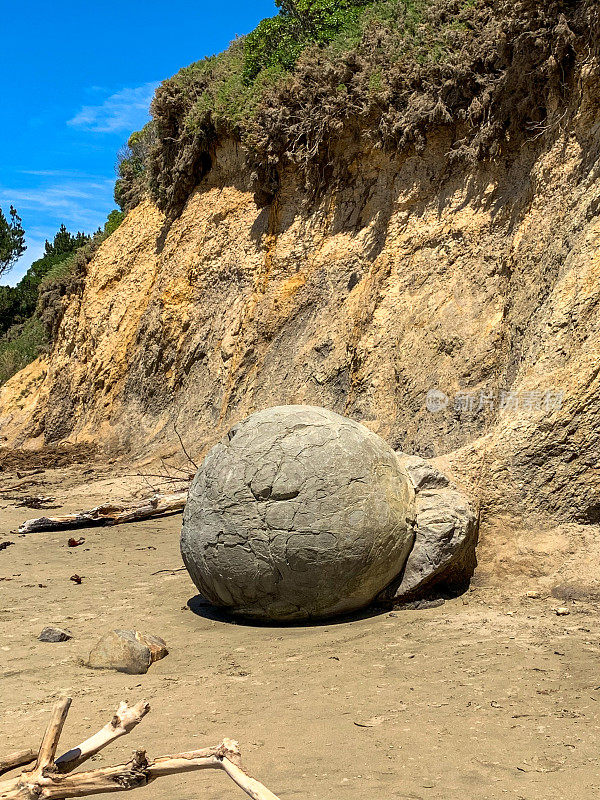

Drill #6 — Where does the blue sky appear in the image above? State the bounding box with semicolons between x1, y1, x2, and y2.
1;0;277;285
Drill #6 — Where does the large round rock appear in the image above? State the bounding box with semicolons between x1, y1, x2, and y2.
181;406;415;620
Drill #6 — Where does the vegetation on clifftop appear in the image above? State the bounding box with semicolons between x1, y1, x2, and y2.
116;0;377;211
242;0;373;83
116;0;600;218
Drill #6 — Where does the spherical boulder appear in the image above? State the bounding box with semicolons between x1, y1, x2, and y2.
181;405;416;620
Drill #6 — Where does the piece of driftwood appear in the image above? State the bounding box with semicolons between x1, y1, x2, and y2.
15;496;58;509
18;491;188;534
0;697;281;800
0;751;36;778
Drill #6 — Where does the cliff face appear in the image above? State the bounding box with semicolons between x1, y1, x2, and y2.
1;66;600;548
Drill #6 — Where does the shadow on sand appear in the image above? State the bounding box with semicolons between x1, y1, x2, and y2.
186;594;394;629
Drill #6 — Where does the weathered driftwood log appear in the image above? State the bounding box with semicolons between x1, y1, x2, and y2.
18;492;188;534
0;752;36;778
0;697;280;800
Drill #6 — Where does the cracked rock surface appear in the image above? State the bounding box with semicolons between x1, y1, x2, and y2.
181;405;416;620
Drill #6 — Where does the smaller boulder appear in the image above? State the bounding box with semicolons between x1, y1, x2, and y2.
378;455;478;603
38;626;73;643
86;630;168;674
380;487;478;602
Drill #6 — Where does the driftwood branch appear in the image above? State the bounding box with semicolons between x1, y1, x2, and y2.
34;697;72;772
55;701;150;773
0;752;36;778
18;492;188;534
0;698;281;800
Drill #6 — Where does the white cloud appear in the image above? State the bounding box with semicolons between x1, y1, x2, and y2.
3;183;111;206
68;82;159;134
0;180;114;229
20;169;109;179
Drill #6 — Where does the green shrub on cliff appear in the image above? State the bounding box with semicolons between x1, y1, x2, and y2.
243;0;372;83
115;125;156;210
116;0;598;219
0;317;46;385
102;209;126;238
119;0;489;211
111;0;476;213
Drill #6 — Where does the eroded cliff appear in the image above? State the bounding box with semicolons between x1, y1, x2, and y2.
2;97;599;512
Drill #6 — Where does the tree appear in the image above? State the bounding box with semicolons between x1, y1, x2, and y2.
0;206;26;279
44;224;89;258
276;0;317;35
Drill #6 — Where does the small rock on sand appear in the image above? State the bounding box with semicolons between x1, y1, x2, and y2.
38;626;73;642
86;629;168;674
